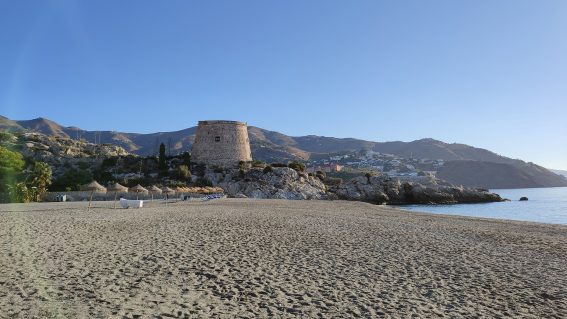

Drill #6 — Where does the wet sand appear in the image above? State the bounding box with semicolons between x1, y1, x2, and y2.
0;199;566;318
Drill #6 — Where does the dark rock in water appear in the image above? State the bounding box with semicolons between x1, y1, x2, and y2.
520;197;529;201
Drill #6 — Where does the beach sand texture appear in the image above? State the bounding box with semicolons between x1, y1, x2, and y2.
1;199;566;318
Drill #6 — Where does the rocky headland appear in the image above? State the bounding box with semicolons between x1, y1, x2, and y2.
199;166;503;205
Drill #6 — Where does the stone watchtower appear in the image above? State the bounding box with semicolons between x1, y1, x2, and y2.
191;120;252;167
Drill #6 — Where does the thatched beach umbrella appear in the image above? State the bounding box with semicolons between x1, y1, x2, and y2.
81;181;107;212
162;186;176;196
129;184;148;200
107;183;128;209
148;185;163;201
162;186;175;205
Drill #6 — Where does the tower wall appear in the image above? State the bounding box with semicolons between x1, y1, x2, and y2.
191;120;252;167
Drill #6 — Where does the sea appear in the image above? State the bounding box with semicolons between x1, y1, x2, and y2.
401;187;567;225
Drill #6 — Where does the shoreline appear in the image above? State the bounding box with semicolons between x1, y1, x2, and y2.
3;198;566;226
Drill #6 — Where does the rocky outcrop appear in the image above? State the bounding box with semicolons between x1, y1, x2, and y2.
330;174;502;204
5;132;131;179
199;166;502;204
201;167;328;200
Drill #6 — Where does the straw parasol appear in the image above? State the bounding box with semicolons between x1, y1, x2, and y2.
148;185;163;201
162;186;175;196
107;183;128;209
129;184;148;200
81;181;107;212
162;187;175;205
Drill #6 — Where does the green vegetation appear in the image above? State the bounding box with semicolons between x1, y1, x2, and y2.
0;145;25;178
193;163;206;177
194;177;213;187
252;160;265;168
322;177;343;186
29;162;52;201
0;146;26;202
51;168;93;191
158;143;167;175
176;165;191;181
263;165;273;174
288;161;305;172
0;146;52;202
182;152;191;166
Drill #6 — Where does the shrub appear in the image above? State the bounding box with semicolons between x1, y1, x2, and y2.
263;165;273;174
323;177;343;186
77;161;90;170
177;165;192;181
193;164;206;177
182;152;191;166
271;163;287;168
194;178;213;187
288;161;305;172
50;168;93;191
101;157;118;168
252;160;265;168
8;182;32;203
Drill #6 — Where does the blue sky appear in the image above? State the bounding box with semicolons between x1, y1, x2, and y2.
1;1;566;169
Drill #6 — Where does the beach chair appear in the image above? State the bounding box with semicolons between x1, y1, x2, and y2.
120;198;129;209
119;198;144;209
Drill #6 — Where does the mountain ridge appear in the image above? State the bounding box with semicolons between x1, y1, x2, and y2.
2;115;566;188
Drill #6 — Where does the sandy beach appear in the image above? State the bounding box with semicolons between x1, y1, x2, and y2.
0;199;566;318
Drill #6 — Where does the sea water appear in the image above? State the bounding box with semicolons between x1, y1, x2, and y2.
401;187;567;225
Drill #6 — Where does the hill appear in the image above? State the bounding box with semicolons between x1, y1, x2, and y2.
2;115;566;189
551;169;567;178
437;161;567;189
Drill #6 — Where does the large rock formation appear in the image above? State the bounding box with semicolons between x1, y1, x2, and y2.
330;174;502;204
4;132;130;179
198;165;502;204
200;167;328;200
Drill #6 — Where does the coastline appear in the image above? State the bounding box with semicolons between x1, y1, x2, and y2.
1;199;566;317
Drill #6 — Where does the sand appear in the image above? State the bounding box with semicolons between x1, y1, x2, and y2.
0;199;566;318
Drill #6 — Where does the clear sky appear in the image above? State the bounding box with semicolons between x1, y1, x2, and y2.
1;1;566;169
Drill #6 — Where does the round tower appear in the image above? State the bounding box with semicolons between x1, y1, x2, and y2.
191;120;252;167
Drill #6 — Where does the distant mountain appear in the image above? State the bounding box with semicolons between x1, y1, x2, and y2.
437;161;567;189
551;169;567;178
2;115;566;189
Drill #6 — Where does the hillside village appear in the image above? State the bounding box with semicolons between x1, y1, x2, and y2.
306;150;445;180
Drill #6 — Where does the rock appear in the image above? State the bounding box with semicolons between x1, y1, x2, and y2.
520;197;529;201
216;167;328;200
329;175;502;205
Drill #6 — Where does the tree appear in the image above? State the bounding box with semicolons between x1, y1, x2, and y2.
0;146;25;176
182;152;191;166
50;168;93;191
177;165;191;181
158;143;167;175
0;146;25;202
29;162;52;201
